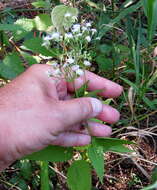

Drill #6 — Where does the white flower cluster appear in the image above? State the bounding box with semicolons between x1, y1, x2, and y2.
42;13;97;79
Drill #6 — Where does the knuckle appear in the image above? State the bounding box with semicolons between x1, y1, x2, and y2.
77;98;93;118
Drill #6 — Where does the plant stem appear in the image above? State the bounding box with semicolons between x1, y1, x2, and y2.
40;161;50;190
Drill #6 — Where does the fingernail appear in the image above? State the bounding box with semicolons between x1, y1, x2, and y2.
90;98;103;117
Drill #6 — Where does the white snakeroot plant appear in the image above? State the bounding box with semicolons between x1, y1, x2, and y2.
42;12;97;80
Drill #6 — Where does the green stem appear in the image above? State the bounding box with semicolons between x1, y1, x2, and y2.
40;161;50;190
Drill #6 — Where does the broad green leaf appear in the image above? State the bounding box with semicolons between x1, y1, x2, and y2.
14;18;34;40
34;14;52;31
0;53;25;79
24;146;73;162
67;160;91;190
18;179;28;190
109;145;134;153
21;52;38;65
94;137;134;153
20;160;32;181
51;5;78;33
0;24;26;31
23;37;56;57
143;0;157;42
99;44;112;54
32;0;50;8
88;144;104;183
96;55;113;71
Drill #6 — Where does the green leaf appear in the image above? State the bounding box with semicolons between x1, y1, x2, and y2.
13;18;34;40
94;137;134;153
88;144;104;183
143;96;156;110
96;55;113;71
98;1;142;38
34;14;52;31
51;5;78;33
23;37;56;57
21;52;38;65
75;81;89;98
109;145;134;153
84;89;103;98
67;160;91;190
20;160;32;181
0;52;25;79
0;24;26;32
103;98;113;105
98;44;113;54
32;0;50;8
24;146;73;162
120;77;138;91
143;0;157;42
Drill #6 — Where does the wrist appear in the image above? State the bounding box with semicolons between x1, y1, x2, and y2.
0;111;16;171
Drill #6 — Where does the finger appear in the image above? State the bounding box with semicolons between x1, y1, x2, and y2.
58;97;103;129
70;122;112;137
51;132;91;147
97;104;120;124
67;70;123;98
28;64;67;100
87;121;112;137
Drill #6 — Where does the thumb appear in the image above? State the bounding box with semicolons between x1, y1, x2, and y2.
58;97;103;128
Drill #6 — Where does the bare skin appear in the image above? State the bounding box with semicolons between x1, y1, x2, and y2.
0;64;123;170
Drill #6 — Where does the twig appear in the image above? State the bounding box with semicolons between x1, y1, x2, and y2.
49;165;67;180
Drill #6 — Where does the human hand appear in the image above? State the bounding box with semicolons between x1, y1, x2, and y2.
0;64;122;170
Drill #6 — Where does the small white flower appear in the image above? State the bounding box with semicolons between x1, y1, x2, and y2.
65;12;71;17
43;34;53;41
83;60;91;66
65;33;73;39
71;65;79;71
54;68;61;76
50;32;60;40
91;28;97;34
85;36;91;42
72;24;80;33
86;22;92;27
75;69;84;76
67;57;75;64
82;26;88;31
44;32;60;41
